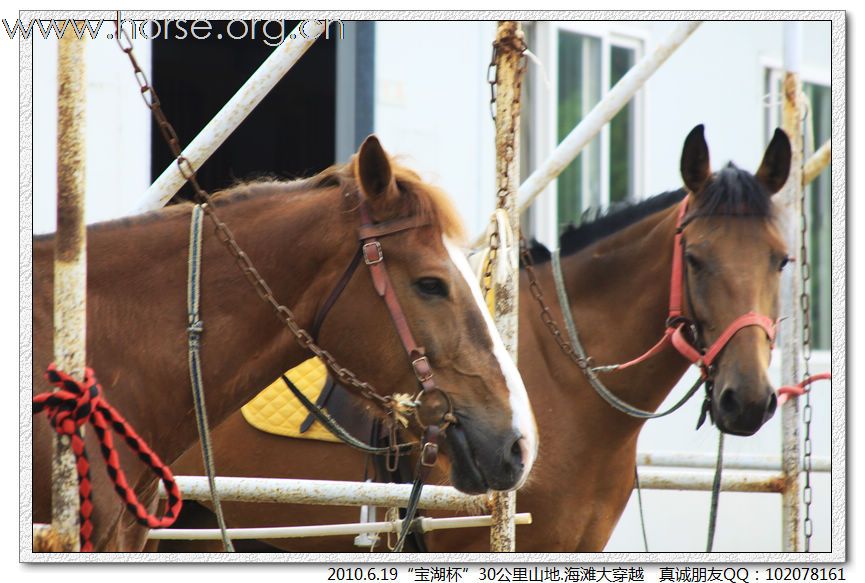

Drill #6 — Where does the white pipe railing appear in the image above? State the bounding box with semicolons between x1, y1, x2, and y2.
149;513;532;541
130;19;326;213
163;476;487;513
638;452;830;473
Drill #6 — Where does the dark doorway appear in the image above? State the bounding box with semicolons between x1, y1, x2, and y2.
150;20;337;203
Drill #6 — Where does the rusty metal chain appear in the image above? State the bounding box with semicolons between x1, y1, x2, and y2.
485;28;587;368
799;103;815;552
114;22;394;412
483;30;528;299
518;240;591;369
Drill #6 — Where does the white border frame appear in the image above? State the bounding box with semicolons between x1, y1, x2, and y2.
19;10;846;564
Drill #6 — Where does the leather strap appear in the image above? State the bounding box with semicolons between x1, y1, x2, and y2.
358;201;439;394
310;249;363;341
668;198;690;318
613;198;777;378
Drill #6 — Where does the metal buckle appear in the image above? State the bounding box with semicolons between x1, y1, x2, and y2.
420;441;439;467
411;356;433;383
362;241;383;265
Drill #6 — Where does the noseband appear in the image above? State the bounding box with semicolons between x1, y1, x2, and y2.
310;196;457;444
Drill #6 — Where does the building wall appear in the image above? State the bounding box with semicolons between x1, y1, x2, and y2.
373;20;498;239
33;36;151;234
641;20;830;196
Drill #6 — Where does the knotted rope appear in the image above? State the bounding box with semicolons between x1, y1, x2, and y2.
33;364;183;551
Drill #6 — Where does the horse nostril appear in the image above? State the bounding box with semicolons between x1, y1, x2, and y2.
506;433;525;469
510;437;522;460
766;392;778;417
719;387;741;416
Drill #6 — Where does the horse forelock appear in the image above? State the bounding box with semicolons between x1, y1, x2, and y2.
688;162;777;222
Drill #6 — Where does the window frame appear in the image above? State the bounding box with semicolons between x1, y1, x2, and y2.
527;21;646;249
762;62;832;355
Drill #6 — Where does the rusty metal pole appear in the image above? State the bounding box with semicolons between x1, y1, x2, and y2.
779;21;803;553
489;20;524;553
40;31;88;552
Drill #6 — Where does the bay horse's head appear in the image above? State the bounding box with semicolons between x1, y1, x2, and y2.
316;136;537;493
679;125;792;436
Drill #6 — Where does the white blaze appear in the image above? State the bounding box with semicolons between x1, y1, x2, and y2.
444;238;538;488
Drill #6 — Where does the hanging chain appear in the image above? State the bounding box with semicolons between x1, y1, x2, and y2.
114;23;394;412
798;99;815;552
485;29;589;368
482;30;527;299
519;240;591;368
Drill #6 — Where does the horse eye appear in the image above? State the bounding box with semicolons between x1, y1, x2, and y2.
415;277;449;298
685;252;703;271
778;255;792;272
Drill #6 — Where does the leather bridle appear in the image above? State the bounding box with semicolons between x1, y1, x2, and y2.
302;194;465;552
309;195;457;458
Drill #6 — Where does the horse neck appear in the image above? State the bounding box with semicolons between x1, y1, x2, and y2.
61;187;354;465
538;202;691;441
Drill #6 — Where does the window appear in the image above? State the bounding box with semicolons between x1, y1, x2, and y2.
524;23;644;247
765;69;831;351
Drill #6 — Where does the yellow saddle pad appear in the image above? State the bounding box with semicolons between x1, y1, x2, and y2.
241;357;341;443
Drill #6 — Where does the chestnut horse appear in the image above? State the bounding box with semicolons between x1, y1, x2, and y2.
32;136;537;551
158;125;791;552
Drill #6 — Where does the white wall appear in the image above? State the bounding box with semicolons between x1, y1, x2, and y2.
33;36;151;234
374;21;497;240
641;20;831;196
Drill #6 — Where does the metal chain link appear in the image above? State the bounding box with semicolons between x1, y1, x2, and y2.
519;240;591;369
799;99;815;551
114;22;395;412
485;30;591;369
483;29;528;301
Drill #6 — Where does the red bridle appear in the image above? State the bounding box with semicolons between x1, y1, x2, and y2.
615;198;777;379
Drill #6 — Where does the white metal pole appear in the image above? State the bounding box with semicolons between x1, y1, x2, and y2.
130;19;325;214
163;476;488;512
635;469;785;493
779;20;804;553
35;31;89;553
803;140;831;186
489;20;524;552
636;451;830;473
149;513;532;541
515;21;701;215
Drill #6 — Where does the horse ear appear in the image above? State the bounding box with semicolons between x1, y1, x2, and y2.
680;124;711;194
355;135;400;211
755;128;792;196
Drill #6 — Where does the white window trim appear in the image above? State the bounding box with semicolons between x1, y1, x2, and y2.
528;22;645;250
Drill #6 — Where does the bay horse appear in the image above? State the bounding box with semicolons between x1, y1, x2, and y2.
157;125;792;552
32;136;537;551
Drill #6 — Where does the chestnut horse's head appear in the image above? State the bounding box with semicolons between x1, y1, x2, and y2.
679;125;792;436
316;136;537;494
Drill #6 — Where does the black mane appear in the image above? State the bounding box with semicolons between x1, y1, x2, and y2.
528;163;774;264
